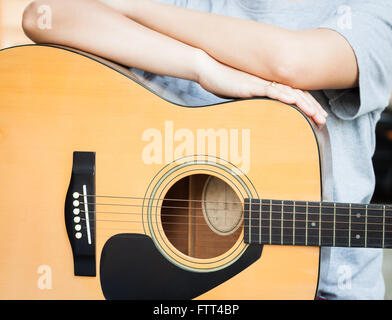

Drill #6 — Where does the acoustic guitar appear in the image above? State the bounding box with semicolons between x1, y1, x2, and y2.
0;44;390;300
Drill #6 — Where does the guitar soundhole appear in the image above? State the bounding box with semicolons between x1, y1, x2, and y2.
161;174;243;259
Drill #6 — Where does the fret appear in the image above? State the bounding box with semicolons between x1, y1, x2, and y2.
281;200;284;245
383;205;385;248
305;202;308;245
320;202;334;246
260;199;272;244
269;200;272;244
349;204;351;247
365;204;368;247
349;203;366;248
384;206;392;248
270;200;284;245
243;198;262;244
293;201;306;245
333;203;336;246
293;201;296;245
335;203;350;247
251;199;261;244
243;198;251;243
259;198;262;244
307;201;321;246
319;203;322;246
366;204;383;248
282;200;294;245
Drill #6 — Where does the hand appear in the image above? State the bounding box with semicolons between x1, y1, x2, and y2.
195;51;328;125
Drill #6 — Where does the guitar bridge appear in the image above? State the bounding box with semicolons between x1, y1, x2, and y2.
65;152;96;276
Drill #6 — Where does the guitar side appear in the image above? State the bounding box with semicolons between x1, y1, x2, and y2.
0;45;324;299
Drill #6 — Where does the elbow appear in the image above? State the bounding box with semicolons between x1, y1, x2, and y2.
22;1;38;42
22;0;66;43
22;1;46;42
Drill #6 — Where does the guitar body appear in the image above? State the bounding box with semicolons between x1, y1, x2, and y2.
0;45;328;299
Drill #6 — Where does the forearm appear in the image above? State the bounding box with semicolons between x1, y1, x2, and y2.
117;0;358;90
21;0;328;125
22;0;201;82
127;1;289;80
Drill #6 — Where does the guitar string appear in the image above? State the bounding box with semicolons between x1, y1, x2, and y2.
86;226;389;246
94;232;389;247
94;227;242;239
80;193;391;212
83;221;383;241
79;204;392;222
78;215;389;247
92;234;392;252
73;195;391;239
90;227;392;244
79;216;392;233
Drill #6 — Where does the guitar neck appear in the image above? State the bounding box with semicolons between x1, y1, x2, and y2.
244;199;392;249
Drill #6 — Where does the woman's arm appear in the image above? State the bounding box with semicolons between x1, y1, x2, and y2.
22;0;327;124
104;0;359;90
22;0;200;82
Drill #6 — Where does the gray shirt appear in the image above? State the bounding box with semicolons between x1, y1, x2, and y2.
132;0;392;299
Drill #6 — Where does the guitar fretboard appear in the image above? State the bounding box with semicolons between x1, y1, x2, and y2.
243;199;392;249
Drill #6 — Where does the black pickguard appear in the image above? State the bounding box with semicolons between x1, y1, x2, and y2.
100;234;262;300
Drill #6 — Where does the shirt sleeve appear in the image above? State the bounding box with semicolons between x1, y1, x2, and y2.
319;1;392;120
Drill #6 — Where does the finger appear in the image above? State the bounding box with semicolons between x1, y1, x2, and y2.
259;82;300;104
304;91;328;118
301;90;326;119
279;85;319;119
294;89;324;122
296;90;326;125
261;83;324;125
